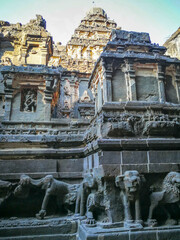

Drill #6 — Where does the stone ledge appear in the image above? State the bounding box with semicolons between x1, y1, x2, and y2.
78;224;180;240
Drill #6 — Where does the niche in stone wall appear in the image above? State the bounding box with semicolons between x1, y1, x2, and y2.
112;69;127;101
164;75;178;103
136;69;159;101
11;90;45;121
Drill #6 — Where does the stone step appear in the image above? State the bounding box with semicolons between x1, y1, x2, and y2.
0;233;76;240
0;219;78;240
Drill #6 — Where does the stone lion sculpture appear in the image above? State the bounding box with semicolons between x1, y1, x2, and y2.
115;170;145;228
14;174;79;219
147;171;180;226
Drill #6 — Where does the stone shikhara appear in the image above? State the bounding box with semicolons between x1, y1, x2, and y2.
0;7;180;240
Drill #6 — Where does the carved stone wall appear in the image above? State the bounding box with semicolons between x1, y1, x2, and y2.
0;10;180;240
0;15;52;66
164;27;180;60
48;8;118;73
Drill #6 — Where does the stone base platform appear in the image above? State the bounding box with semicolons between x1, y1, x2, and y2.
0;216;78;240
78;222;180;240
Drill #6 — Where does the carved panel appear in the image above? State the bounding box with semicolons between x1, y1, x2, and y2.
20;88;37;112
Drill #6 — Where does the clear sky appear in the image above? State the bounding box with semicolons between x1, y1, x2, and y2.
0;0;179;45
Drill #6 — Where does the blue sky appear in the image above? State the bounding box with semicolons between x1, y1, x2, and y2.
0;0;179;45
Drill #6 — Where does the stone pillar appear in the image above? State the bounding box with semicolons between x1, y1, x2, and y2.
3;73;14;121
44;76;53;121
102;61;112;102
70;76;79;108
21;47;28;64
125;61;137;101
157;65;166;103
175;66;180;103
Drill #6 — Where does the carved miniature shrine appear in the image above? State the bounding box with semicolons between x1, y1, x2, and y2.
0;7;180;240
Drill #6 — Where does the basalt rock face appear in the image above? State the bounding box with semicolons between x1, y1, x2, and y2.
0;10;180;240
49;8;117;73
0;15;52;66
164;27;180;60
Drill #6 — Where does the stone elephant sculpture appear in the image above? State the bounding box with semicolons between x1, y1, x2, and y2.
116;170;145;228
147;171;180;226
14;174;79;219
0;179;17;206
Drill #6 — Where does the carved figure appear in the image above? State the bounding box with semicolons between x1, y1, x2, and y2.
0;179;17;206
80;90;91;103
1;56;12;66
23;90;37;112
14;174;79;219
75;171;96;217
75;170;114;224
116;171;144;228
147;172;180;226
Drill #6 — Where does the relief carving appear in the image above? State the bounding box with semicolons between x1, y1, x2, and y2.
14;174;79;219
80;90;91;103
147;172;180;226
0;180;17;206
21;89;37;112
116;171;145;228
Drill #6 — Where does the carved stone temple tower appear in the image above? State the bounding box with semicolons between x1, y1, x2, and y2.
0;9;180;240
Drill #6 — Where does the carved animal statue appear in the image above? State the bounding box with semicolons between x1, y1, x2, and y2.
0;179;17;206
75;171;97;217
116;170;145;227
75;170;109;224
147;172;180;225
14;174;79;219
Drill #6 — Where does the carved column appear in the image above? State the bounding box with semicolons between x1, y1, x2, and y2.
157;64;166;103
94;89;98;115
3;73;14;121
102;60;113;102
70;76;79;108
21;47;28;64
125;60;137;101
175;66;180;103
44;76;54;121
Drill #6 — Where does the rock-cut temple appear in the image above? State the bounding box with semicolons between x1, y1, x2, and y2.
0;7;180;240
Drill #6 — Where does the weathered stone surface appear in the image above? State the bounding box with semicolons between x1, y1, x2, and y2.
164;27;180;60
0;9;180;240
0;15;52;66
49;8;117;73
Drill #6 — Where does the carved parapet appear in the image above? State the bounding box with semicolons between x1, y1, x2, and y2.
101;102;180;137
143;120;180;137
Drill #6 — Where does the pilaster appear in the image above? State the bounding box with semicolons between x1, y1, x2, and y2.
125;60;137;101
102;60;113;102
157;64;166;103
44;76;54;121
3;73;14;121
175;66;180;103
